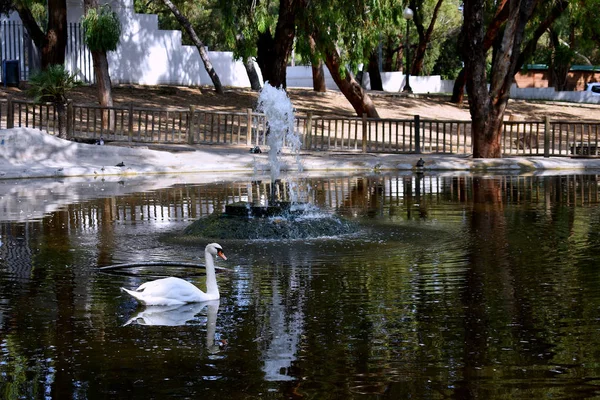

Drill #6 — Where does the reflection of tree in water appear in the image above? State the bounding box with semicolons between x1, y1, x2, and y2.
458;176;511;398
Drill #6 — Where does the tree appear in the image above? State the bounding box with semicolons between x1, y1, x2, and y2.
158;0;224;94
217;0;380;116
82;2;120;109
452;0;568;103
255;0;305;89
296;0;389;117
318;34;380;117
28;65;79;139
461;0;539;158
41;0;67;67
410;0;449;75
5;0;67;68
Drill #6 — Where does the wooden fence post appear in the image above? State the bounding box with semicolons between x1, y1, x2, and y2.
67;100;73;139
246;108;253;147
188;105;195;145
544;115;550;158
305;112;313;150
6;96;13;129
362;114;367;153
414;115;421;154
128;103;134;142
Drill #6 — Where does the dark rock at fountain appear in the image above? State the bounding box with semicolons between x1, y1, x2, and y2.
225;201;292;218
183;201;358;240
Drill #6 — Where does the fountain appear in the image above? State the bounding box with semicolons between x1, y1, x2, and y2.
183;83;357;240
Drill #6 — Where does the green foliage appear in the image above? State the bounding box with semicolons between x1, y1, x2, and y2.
432;35;462;79
27;65;80;105
135;0;228;51
30;2;47;31
81;5;122;52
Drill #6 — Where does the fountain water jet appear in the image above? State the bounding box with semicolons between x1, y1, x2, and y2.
256;83;303;184
183;83;358;240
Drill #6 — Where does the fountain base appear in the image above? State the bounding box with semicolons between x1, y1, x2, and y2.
183;202;358;240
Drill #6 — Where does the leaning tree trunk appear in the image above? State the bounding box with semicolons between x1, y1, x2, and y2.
515;0;569;71
159;0;223;94
308;35;326;92
243;56;262;91
322;41;379;118
451;69;466;104
42;0;68;68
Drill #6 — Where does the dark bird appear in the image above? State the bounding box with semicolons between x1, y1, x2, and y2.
416;158;425;168
116;161;125;167
249;146;262;154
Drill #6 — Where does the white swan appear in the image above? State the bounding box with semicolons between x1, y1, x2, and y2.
121;243;227;306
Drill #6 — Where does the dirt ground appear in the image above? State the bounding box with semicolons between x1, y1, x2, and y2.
3;83;600;122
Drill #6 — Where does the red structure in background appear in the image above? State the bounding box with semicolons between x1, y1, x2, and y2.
514;64;600;91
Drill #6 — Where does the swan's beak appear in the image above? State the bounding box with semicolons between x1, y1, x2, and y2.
217;250;227;261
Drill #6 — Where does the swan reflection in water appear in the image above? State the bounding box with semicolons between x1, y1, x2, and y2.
124;300;225;352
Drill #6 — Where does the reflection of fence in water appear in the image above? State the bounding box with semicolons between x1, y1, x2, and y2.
74;175;600;224
1;175;600;245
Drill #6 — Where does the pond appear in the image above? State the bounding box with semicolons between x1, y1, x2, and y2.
1;172;600;399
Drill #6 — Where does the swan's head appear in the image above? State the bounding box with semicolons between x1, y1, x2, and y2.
206;243;227;261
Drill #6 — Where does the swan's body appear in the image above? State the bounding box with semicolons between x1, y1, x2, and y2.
121;243;226;306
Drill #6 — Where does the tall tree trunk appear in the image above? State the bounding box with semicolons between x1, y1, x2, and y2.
367;51;383;91
159;0;223;94
410;0;445;75
256;31;276;85
243;56;262;90
321;40;379;118
90;51;113;107
452;0;510;103
463;0;538;158
84;0;115;131
255;0;299;88
42;0;67;68
55;101;68;139
312;61;326;92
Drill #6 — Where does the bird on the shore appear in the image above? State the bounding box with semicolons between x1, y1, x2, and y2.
121;243;227;306
416;158;425;168
116;161;125;167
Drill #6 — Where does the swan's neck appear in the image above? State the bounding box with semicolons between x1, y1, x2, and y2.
205;251;219;297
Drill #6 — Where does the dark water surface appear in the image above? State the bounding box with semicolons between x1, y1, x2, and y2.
1;173;600;399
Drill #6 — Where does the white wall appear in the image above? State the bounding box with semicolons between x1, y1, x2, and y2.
361;72;444;94
510;84;600;104
286;66;339;90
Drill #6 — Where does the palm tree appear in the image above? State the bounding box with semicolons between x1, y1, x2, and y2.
27;65;79;139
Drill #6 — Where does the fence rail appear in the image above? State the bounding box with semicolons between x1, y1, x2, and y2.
2;97;600;157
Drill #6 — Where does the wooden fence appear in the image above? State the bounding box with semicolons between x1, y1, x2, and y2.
1;97;600;157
